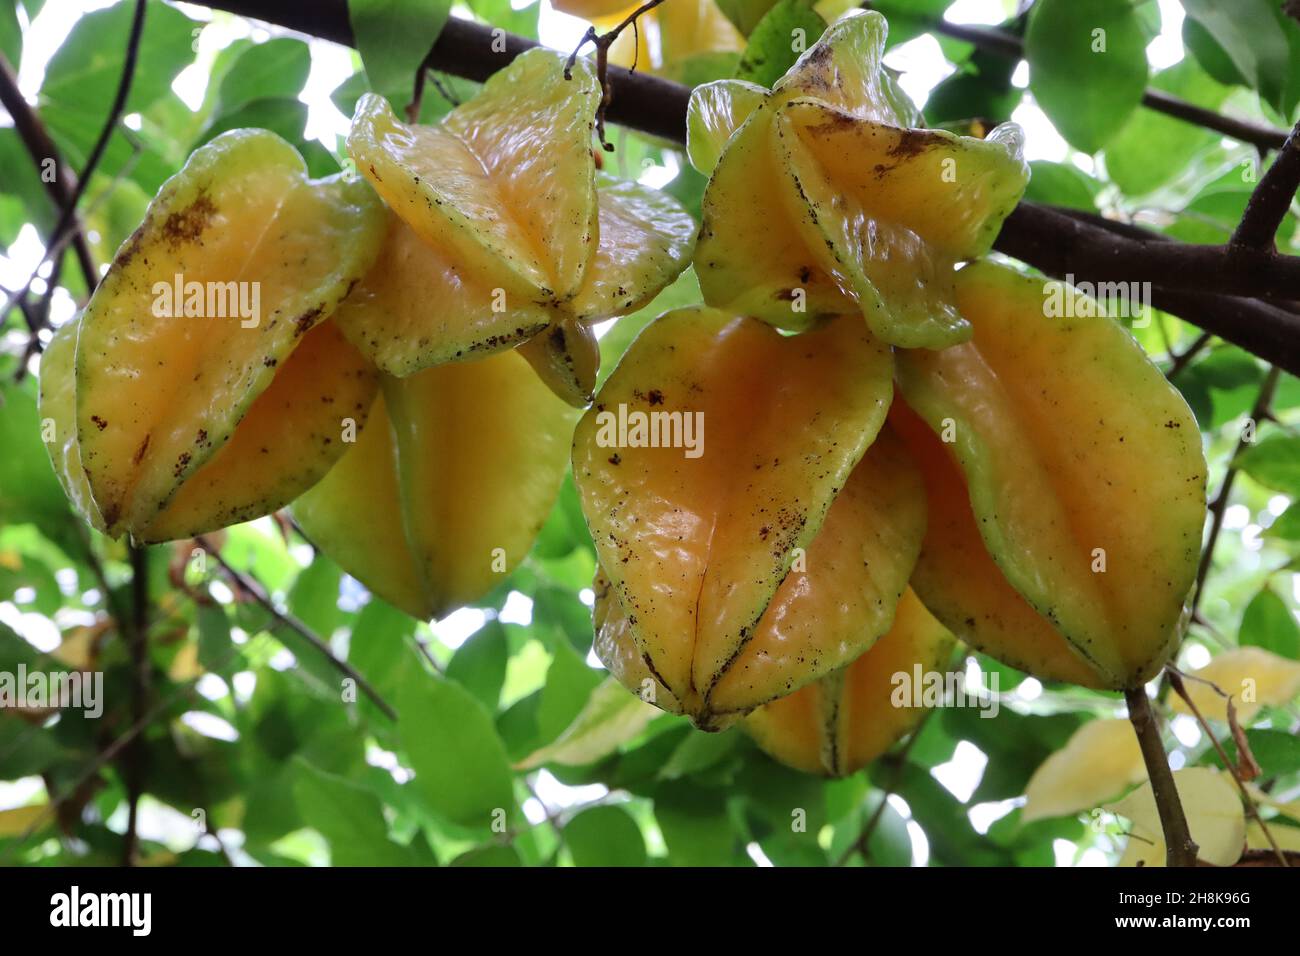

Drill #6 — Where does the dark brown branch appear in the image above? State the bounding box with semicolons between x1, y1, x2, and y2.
196;535;398;721
1124;687;1199;867
1232;121;1300;249
0;53;99;296
919;17;1290;152
1192;366;1282;615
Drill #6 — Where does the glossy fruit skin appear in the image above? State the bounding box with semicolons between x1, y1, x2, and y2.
894;261;1207;689
744;589;956;776
690;11;1028;349
293;348;578;621
62;129;385;542
575;307;923;728
343;51;695;406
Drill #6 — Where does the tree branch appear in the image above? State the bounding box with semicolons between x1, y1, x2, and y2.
1232;120;1300;249
195;535;398;721
0;52;99;296
1125;687;1199;867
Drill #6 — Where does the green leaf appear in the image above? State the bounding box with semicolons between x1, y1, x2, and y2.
564;804;647;866
925;50;1022;127
536;637;603;744
735;0;826;89
347;0;452;102
1025;0;1148;154
1104;58;1228;198
653;783;738;866
518;678;658;769
446;620;508;711
397;666;514;828
217;38;313;113
1022;160;1101;211
197;604;232;672
658;728;742;780
1264;504;1300;542
40;2;196;130
0;1;20;68
716;0;781;38
1210;728;1300;776
293;759;415;865
1236;433;1300;496
1240;586;1300;660
449;844;521;866
289;557;345;639
1182;0;1290;112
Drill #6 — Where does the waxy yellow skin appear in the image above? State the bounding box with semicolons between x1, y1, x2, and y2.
574;308;906;728
293;349;578;620
343;51;695;405
895;262;1207;689
69;129;385;541
744;589;956;776
42;316;378;542
691;12;1028;349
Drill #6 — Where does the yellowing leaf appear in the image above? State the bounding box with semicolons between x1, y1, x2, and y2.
1022;718;1146;823
574;308;897;727
1246;821;1300;853
71;129;385;540
896;262;1206;689
293;349;577;620
1171;647;1300;723
517;678;659;769
0;803;49;836
1108;768;1245;867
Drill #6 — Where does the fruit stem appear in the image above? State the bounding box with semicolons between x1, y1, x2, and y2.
1124;686;1199;867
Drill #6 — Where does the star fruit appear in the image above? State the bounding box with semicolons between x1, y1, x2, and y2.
743;588;955;776
340;48;696;406
893;261;1207;690
43;129;386;542
292;349;579;621
575;307;924;729
688;10;1029;348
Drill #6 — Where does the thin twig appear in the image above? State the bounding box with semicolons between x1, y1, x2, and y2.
1231;121;1300;250
121;543;151;867
1165;667;1288;866
1166;332;1213;380
0;53;98;292
836;712;930;866
1192;366;1282;616
1124;686;1199;866
564;0;665;150
195;535;397;721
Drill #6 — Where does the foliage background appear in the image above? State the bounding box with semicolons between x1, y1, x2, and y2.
0;0;1298;867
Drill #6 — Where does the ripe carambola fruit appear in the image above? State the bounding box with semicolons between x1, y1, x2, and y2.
292;348;577;621
689;11;1028;349
893;261;1207;689
743;589;955;776
341;49;695;406
575;307;925;729
50;129;385;542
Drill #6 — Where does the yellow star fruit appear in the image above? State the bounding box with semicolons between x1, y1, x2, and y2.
743;589;955;776
341;49;696;406
895;261;1207;689
61;129;385;541
574;307;916;728
292;349;578;620
690;11;1028;348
